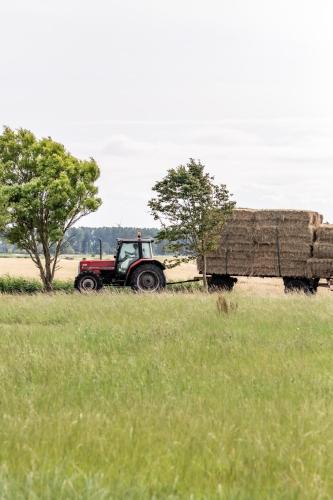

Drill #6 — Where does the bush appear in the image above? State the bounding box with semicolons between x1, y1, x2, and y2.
0;275;73;294
0;275;42;293
52;280;74;293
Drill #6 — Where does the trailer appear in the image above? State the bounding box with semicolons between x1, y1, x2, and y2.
198;209;333;294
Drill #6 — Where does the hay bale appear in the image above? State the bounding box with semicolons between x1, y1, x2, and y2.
307;258;333;278
251;225;315;244
255;209;320;225
313;242;333;259
280;263;307;276
201;208;323;277
216;242;254;254
316;225;333;243
229;209;321;226
226;209;256;223
218;241;311;254
221;224;255;239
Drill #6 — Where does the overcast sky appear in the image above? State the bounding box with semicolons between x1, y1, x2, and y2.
1;0;333;226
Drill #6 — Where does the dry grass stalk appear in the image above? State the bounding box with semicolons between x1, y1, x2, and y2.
216;294;238;314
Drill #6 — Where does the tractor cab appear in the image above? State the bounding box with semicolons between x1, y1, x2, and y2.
74;237;166;292
115;238;153;277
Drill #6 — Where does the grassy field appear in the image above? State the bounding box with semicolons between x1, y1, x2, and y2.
1;291;333;498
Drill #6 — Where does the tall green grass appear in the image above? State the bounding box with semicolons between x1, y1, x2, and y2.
0;275;73;294
0;291;333;498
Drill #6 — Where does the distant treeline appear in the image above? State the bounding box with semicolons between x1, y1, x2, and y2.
0;226;168;256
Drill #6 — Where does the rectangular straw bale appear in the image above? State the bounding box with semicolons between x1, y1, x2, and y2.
281;263;307;276
279;235;314;245
221;224;255;238
316;225;333;243
220;242;311;259
222;265;252;275
219;241;311;254
259;234;314;245
251;209;321;225
279;242;312;253
278;225;315;239
220;238;253;247
226;263;256;275
251;268;279;277
205;257;249;271
313;243;333;259
253;250;311;261
205;262;251;275
307;258;333;278
202;256;262;276
226;209;256;223
269;228;305;240
253;256;306;266
204;256;252;275
252;225;315;244
218;242;254;253
252;226;277;244
213;249;252;259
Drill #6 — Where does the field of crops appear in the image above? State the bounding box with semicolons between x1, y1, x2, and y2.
0;256;198;282
1;291;333;498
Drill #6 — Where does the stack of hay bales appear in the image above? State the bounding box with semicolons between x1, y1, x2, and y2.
307;225;333;278
204;209;322;277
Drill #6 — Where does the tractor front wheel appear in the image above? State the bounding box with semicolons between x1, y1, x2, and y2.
130;264;166;292
74;271;103;292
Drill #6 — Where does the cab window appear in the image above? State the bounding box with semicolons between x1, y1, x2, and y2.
142;242;152;258
117;242;139;274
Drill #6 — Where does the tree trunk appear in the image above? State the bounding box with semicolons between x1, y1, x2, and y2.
45;257;54;291
44;265;54;292
25;232;64;292
202;254;208;291
37;262;53;292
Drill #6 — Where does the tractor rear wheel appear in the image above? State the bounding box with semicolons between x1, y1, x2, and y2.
130;264;166;292
74;271;103;292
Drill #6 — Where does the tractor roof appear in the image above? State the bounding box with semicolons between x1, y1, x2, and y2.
117;238;155;243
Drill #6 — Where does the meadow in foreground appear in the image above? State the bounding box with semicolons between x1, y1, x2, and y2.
0;291;333;499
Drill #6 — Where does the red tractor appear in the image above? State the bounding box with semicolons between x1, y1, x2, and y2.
74;237;166;292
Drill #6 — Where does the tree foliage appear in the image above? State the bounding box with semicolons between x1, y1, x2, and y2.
0;127;101;290
149;159;235;288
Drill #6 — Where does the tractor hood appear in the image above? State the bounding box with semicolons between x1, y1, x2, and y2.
79;259;115;273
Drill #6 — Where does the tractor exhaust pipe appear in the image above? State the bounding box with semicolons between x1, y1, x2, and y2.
98;238;102;260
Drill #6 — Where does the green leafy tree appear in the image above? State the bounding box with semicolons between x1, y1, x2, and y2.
0;127;101;291
149;159;235;289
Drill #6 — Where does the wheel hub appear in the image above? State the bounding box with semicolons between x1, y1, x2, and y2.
82;277;96;290
139;271;159;290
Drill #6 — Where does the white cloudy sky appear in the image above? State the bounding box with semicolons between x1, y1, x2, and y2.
1;0;333;226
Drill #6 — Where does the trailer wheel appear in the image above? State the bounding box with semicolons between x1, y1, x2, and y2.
130;264;166;292
74;271;103;292
313;278;320;292
208;274;237;292
283;277;316;295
